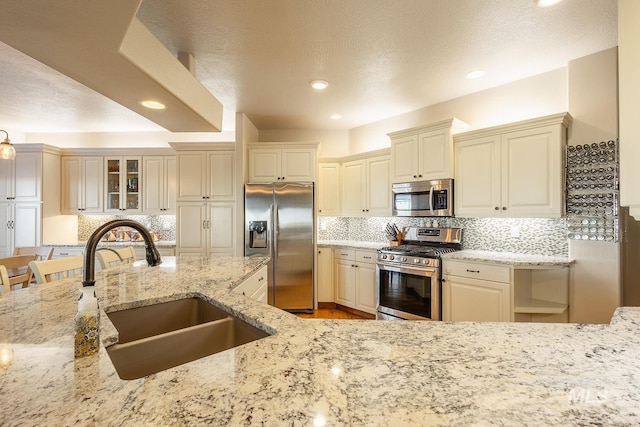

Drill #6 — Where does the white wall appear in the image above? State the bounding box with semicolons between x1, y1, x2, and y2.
348;68;568;155
565;47;619;324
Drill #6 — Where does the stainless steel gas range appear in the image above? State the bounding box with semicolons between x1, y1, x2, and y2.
376;227;462;321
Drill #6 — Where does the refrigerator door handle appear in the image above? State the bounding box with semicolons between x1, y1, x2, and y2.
273;203;279;257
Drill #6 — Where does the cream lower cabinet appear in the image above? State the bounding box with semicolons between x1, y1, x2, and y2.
334;249;377;314
317;247;334;303
443;259;569;323
0;202;41;258
442;260;513;322
454;113;571;218
176;202;235;257
234;265;268;304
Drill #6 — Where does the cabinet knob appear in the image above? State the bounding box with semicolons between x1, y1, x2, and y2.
502;207;507;210
494;207;499;210
281;177;285;180
418;174;422;178
413;175;417;179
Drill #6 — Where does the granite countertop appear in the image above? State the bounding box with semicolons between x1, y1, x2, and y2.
443;249;572;267
1;256;639;425
52;240;177;248
317;240;387;250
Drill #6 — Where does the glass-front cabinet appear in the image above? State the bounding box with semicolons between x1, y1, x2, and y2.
105;157;142;213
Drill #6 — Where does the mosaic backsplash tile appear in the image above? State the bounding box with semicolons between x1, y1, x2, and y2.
78;215;176;241
318;216;568;257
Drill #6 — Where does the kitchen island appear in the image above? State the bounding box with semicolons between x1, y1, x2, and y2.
0;256;638;426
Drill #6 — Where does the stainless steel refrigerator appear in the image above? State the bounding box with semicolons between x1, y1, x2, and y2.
245;182;314;311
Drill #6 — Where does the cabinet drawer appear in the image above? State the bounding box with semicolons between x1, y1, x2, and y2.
443;260;511;283
235;265;268;297
334;249;355;261
355;250;376;264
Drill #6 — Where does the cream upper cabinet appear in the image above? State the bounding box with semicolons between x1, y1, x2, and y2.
142;156;176;214
341;151;391;216
454;113;571;218
61;156;103;214
389;118;469;183
317;162;340;216
0;152;42;202
176;150;235;202
104;157;142;214
248;144;317;183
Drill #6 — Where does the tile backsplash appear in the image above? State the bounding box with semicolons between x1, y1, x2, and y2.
318;216;568;257
78;215;176;241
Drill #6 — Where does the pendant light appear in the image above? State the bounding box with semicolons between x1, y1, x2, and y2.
0;130;16;160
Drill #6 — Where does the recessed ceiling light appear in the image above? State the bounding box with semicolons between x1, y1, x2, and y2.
310;80;329;90
466;70;486;79
330;114;342;120
536;0;563;7
139;100;166;110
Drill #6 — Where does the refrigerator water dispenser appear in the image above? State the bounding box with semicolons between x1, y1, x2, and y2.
248;221;268;248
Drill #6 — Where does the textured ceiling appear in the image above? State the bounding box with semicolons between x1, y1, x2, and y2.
0;0;617;134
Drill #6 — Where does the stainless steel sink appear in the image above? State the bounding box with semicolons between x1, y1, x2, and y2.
105;297;270;380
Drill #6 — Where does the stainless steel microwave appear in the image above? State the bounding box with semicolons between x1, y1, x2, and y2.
392;179;454;217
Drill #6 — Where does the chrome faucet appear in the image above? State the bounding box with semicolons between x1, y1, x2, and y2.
82;219;162;287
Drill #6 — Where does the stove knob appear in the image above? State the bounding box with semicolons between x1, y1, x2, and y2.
423;259;429;265
381;254;387;260
389;255;395;260
414;258;421;264
401;256;407;262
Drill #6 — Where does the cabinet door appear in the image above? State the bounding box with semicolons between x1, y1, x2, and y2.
366;156;391;216
249;149;281;183
281;149;315;181
0;160;13;201
207;151;235;200
0;203;11;257
176;152;206;201
176;203;206;254
501;125;563;217
317;247;333;303
318;163;340;216
82;157;104;213
454;136;501;217
443;276;512;322
418;129;452;180
341;160;366;215
61;157;81;214
13;203;41;250
391;134;419;183
13;152;42;201
334;259;356;307
142;156;165;214
355;262;377;314
207;202;235;256
164;157;177;213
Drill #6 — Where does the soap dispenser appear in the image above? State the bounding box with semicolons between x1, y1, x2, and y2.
74;287;99;358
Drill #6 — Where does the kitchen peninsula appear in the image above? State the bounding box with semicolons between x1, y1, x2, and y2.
1;256;638;425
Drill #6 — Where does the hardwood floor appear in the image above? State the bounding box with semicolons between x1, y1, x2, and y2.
296;307;374;320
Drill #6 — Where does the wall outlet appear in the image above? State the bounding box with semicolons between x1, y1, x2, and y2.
510;225;521;238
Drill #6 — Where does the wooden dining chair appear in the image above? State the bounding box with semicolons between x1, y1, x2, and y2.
13;246;54;261
0;254;39;289
0;265;11;295
96;247;136;269
28;255;84;285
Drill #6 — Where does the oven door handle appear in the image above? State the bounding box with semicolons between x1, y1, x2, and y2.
377;263;437;276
